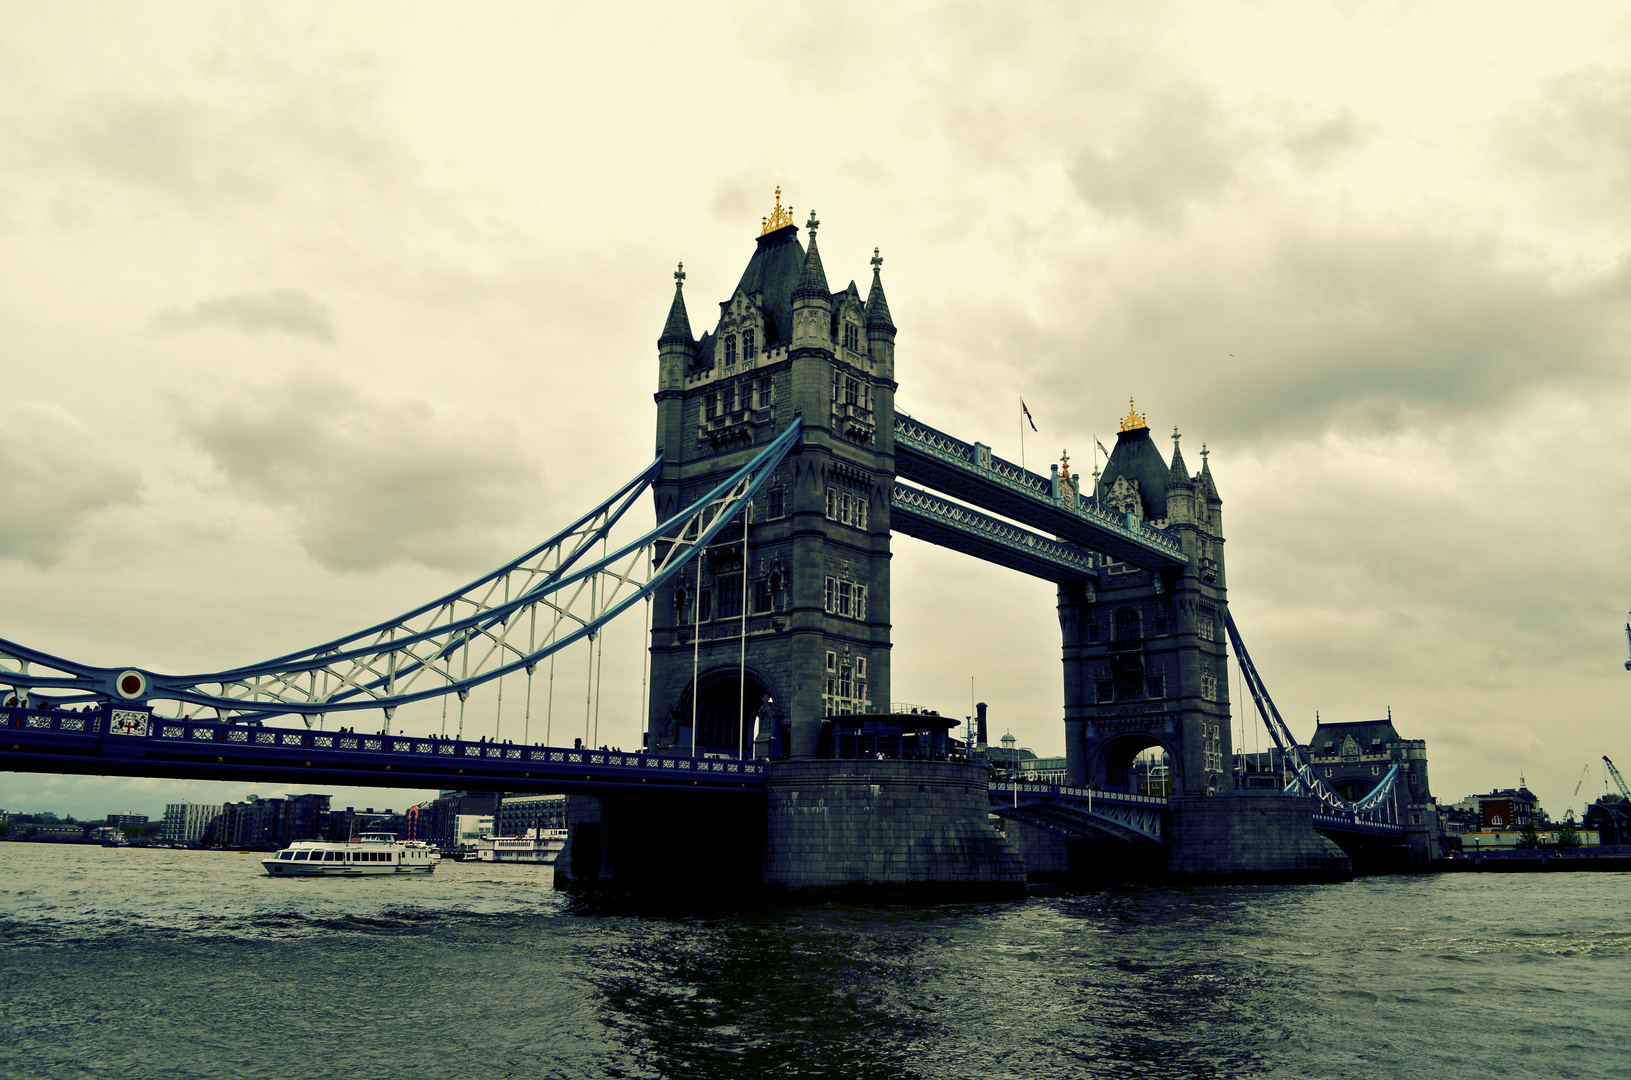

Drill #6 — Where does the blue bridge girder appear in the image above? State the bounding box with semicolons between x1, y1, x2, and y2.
991;782;1166;842
890;482;1095;582
893;414;1188;570
1;706;766;796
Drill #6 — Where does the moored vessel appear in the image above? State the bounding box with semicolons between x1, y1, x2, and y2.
261;832;437;876
475;827;567;864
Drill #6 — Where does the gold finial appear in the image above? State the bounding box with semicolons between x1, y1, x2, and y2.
1060;449;1071;475
760;186;795;235
1119;397;1147;433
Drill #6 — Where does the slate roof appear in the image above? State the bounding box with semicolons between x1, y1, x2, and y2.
1097;425;1173;519
729;223;806;346
1309;718;1403;754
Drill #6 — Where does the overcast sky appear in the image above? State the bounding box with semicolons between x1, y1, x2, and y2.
3;3;1630;822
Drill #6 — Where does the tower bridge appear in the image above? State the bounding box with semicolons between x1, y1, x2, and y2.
1;192;1423;894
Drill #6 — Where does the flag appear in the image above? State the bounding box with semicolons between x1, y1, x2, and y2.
1096;438;1109;458
1020;398;1037;432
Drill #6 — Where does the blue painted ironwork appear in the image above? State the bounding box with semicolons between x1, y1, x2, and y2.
1225;611;1403;830
0;705;766;794
890;483;1095;582
991;781;1165;841
0;420;803;722
893;414;1187;568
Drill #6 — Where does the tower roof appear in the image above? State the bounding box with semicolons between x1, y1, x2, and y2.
792;210;831;302
1097;399;1174;518
1199;445;1220;501
730;222;805;347
658;262;693;347
865;248;895;332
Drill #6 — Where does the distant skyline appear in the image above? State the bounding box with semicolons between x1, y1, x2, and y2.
3;3;1630;820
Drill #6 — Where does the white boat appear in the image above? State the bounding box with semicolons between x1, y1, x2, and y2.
261;832;438;877
474;827;567;864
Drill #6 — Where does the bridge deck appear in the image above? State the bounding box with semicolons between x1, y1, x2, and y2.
2;707;765;795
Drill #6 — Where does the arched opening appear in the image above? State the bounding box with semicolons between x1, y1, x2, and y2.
1097;733;1174;796
679;667;778;758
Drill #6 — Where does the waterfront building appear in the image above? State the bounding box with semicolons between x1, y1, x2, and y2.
453;814;494;853
104;812;147;832
494;794;567;836
1305;714;1441;860
161;802;223;845
421;792;500;851
1582;795;1630;846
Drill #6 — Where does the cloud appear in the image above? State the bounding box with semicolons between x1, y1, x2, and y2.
1284;110;1368;169
154;288;335;341
1028;225;1631;441
177;377;544;573
1068;83;1253;222
0;403;141;565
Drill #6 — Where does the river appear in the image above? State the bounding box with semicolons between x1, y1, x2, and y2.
1;845;1626;1079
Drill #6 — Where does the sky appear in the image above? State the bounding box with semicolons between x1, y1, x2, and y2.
3;2;1630;822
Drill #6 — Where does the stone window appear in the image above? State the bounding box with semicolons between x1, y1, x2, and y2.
743;328;756;359
826;651;837;672
856;657;867;679
1097;679;1115;703
704;393;718;421
756;377;772;409
825;487;837;520
725;336;737;366
1114;608;1140;642
1146;675;1165;699
753;579;773;614
824;577;867;620
844;377;860;406
718;577;743;620
767;487;784;519
854;496;868;530
843;323;860;351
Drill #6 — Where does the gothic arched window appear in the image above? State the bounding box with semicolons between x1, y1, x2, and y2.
743;328;756;359
725;335;737;366
1114;608;1141;642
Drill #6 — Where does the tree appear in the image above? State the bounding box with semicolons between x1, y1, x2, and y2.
1557;818;1581;849
1517;820;1542;849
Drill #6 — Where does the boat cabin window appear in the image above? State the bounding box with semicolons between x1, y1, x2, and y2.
293;851;309;860
278;852;294;860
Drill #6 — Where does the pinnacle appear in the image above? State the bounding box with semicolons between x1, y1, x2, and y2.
658;264;693;346
792;223;831;302
865;248;895;331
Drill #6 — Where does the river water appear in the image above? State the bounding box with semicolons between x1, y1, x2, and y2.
1;845;1626;1080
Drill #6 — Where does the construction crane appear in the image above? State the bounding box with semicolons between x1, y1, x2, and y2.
1605;756;1631;802
1568;762;1593;818
1624;612;1630;670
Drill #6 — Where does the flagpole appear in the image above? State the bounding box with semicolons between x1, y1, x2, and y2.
1019;397;1025;469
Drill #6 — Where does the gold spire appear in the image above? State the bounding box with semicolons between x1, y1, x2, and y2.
1119;397;1148;433
760;186;795;235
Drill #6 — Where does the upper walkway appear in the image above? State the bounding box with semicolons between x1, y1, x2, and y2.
893;414;1188;569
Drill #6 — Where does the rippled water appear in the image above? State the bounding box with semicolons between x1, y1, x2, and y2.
1;845;1627;1079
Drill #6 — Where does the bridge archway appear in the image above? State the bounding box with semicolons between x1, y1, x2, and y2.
679;666;779;757
1095;733;1176;796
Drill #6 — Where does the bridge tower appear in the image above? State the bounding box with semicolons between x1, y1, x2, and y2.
648;192;898;760
1059;402;1232;797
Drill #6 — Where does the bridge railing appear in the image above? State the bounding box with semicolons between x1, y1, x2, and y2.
893;415;1187;562
994;780;1167;807
1;706;767;781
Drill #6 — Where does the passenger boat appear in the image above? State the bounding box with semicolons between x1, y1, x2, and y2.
261;832;438;876
474;827;568;864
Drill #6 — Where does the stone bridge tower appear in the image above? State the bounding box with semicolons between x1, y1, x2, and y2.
1059;401;1232;797
647;192;898;760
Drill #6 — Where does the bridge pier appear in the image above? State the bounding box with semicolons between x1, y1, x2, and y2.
1165;792;1351;882
554;759;1026;901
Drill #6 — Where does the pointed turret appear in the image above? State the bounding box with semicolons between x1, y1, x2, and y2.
1165;427;1194;525
656;262;697;392
865;248;895;332
864;247;897;377
791;210;834;350
659;262;694;347
792;215;831;301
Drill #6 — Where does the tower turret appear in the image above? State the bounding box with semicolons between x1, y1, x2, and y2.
791;210;833;351
657;262;696;392
1164;427;1194;525
864;248;896;379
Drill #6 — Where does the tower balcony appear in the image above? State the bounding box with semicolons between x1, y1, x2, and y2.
831;400;874;444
